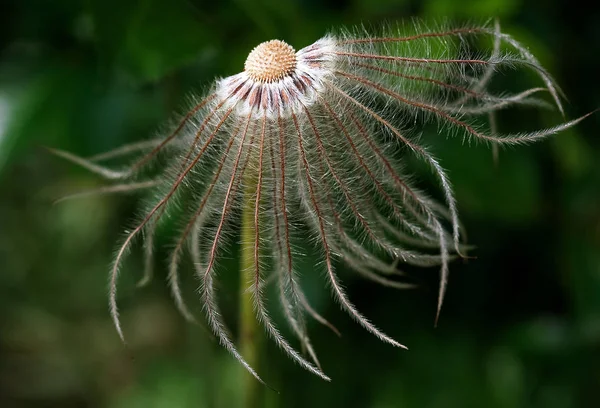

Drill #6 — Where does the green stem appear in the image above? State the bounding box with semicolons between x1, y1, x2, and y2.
240;169;262;408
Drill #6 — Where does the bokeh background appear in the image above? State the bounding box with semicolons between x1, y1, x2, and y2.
1;0;599;407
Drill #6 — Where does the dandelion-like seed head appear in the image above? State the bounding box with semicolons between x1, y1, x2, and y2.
244;40;297;83
50;20;593;384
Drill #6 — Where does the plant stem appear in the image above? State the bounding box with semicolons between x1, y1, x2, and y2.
240;167;262;408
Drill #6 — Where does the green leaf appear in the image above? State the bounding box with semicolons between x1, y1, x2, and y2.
89;0;212;82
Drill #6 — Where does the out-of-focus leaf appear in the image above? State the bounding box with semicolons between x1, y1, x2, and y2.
551;129;592;178
112;361;206;408
89;0;213;82
0;92;13;171
423;0;520;18
0;62;88;172
426;135;543;223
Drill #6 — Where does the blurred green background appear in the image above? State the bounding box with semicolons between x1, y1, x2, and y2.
1;0;599;407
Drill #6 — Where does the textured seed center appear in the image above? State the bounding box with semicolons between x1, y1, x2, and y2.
244;40;297;83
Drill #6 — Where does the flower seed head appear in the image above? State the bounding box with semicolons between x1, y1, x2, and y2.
244;40;297;83
218;37;336;118
50;20;593;384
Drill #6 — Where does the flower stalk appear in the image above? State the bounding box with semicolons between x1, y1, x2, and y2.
240;155;263;407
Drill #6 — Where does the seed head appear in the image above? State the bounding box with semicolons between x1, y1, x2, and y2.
244;40;297;83
50;20;592;384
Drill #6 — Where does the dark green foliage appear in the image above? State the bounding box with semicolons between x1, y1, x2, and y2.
1;0;599;407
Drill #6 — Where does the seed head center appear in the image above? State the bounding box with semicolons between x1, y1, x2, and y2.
244;40;297;83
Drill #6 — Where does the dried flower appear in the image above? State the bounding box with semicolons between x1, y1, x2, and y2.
50;20;590;382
